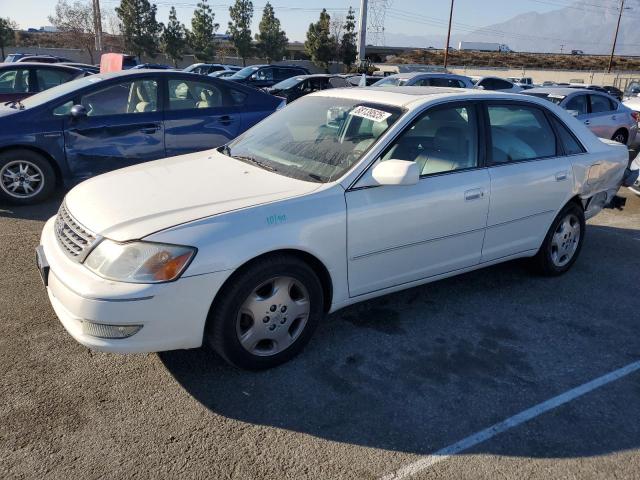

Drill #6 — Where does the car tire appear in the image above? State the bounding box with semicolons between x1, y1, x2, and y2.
205;254;324;370
0;149;56;205
612;129;628;145
530;202;585;276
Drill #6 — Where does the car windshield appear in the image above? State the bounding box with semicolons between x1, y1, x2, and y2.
223;96;403;183
19;75;104;109
272;76;304;90
373;77;407;87
229;66;260;79
525;92;564;105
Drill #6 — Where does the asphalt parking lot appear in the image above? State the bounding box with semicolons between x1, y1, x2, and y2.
1;185;639;479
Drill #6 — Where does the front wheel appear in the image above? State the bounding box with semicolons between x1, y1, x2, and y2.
0;149;56;205
205;255;324;370
531;202;585;276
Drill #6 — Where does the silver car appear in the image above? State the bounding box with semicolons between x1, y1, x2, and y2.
372;72;474;88
524;87;638;145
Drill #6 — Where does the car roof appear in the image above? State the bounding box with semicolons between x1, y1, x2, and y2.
385;72;466;79
0;62;83;71
311;86;542;109
526;87;592;95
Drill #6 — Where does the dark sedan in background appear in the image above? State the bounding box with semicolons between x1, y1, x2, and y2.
0;63;86;103
0;69;284;204
265;74;349;102
227;64;310;88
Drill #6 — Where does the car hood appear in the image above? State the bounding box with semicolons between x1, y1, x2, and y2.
64;149;321;241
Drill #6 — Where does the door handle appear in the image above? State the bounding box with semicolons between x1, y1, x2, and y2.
464;188;484;201
611;115;617;120
584;120;591;125
218;115;233;125
555;171;568;181
140;123;160;134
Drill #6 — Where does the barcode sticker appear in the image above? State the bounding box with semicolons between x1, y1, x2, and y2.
350;106;392;122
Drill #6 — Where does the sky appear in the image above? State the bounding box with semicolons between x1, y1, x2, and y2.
0;0;567;44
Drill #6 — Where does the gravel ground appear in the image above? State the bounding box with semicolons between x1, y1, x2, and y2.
1;188;639;480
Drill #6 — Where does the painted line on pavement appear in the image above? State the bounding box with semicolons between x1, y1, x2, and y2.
380;360;640;480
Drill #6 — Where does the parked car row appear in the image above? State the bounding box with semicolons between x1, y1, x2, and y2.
369;72;638;147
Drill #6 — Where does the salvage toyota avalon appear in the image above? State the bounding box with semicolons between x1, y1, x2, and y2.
38;87;629;369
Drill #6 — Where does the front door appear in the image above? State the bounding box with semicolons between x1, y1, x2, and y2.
64;77;164;178
481;102;574;261
346;103;490;297
164;77;242;157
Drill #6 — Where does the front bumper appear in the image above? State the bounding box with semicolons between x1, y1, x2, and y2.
40;217;230;353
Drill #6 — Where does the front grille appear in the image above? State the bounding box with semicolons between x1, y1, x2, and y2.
55;203;97;261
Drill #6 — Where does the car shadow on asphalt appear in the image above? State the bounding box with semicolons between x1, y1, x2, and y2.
160;224;640;457
0;192;63;222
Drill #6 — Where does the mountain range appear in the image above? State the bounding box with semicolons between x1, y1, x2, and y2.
385;0;639;55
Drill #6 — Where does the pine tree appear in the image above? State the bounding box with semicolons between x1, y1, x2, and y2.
228;0;253;66
305;9;333;72
190;0;219;62
340;7;357;70
161;7;187;67
115;0;162;60
254;2;288;64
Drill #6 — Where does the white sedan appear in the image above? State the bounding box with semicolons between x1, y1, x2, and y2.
38;87;629;369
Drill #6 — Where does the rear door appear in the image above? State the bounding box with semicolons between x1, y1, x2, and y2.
63;76;165;177
482;101;574;261
587;94;618;139
164;76;242;156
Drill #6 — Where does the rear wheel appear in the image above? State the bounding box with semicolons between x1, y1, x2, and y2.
205;254;324;370
531;202;585;276
612;129;628;145
0;149;56;205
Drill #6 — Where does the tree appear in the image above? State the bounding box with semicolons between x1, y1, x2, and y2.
161;7;187;67
254;2;288;64
115;0;162;60
48;1;97;64
190;0;219;62
228;0;253;66
340;7;357;70
0;17;17;61
305;9;333;72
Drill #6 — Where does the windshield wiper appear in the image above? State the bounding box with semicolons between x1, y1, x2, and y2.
230;153;277;172
3;99;25;110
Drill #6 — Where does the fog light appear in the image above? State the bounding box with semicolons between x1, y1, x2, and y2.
81;321;142;339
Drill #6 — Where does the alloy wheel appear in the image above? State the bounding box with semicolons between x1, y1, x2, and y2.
0;160;45;199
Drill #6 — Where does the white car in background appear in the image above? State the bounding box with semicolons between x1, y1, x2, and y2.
473;76;523;93
38;87;629;369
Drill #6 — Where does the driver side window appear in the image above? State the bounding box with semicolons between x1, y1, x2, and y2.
381;105;478;176
79;79;158;116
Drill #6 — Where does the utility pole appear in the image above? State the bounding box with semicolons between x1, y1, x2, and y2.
443;0;454;69
560;44;564;54
93;0;103;53
607;0;625;73
357;0;368;64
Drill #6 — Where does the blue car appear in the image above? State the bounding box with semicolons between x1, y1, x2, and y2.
0;70;284;204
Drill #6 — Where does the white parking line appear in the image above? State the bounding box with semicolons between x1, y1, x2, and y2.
380;360;640;480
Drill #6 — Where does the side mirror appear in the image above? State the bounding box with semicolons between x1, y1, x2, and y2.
70;104;87;118
371;160;419;186
475;85;485;90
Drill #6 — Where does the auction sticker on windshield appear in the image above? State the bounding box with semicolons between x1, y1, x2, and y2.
350;105;392;122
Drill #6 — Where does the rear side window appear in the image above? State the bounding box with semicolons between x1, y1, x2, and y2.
487;104;557;163
36;68;75;91
590;95;615;113
0;68;30;93
168;78;228;110
565;95;588;115
549;116;585;155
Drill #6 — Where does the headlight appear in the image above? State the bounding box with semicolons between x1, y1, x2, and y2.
84;240;196;283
